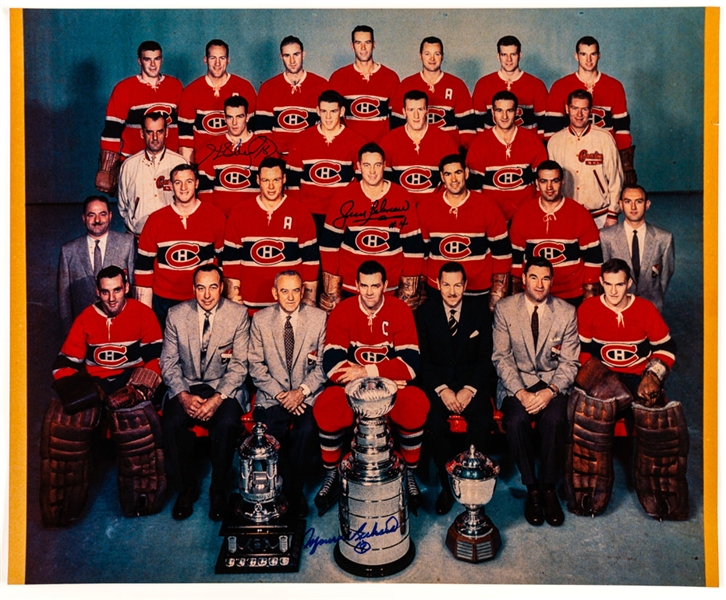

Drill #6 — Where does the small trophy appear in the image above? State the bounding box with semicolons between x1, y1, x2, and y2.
445;445;501;563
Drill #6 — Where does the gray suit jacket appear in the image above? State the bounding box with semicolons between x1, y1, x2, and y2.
492;293;580;408
160;297;250;410
248;304;327;409
57;231;136;334
599;221;674;312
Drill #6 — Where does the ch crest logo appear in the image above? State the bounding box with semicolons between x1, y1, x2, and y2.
145;104;173;126
310;161;342;185
201;112;227;135
601;343;640;368
250;239;286;265
355;229;390;253
440;235;472;260
532;241;566;264
278;108;309;132
350;97;381;119
590;107;606;128
493;167;525;190
515;106;524;127
166;243;201;269
427;107;446;126
401;167;433;191
354;346;388;364
94;345;128;367
220;166;252;190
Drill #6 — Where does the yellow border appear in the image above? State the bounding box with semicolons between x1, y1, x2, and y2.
8;7;27;585
703;5;719;589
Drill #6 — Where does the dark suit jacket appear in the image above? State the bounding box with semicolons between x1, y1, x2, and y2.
414;295;494;397
57;231;136;333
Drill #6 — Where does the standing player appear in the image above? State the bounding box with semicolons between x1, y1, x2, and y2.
390;36;475;150
472;35;548;137
254;36;328;156
380;90;458;198
177;39;258;167
328;25;400;143
545;36;636;183
312;260;430;515
417;154;512;312
466;90;548;222
222;157;319;313
319;143;425;311
96;41;183;195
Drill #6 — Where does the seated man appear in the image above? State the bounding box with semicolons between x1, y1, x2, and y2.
313;260;430;515
415;262;495;515
492;256;580;527
248;270;328;517
160;264;250;521
570;258;686;520
42;265;164;526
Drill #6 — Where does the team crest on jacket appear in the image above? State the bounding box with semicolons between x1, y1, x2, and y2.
356;229;390;253
532;241;566;264
493;167;525;190
155;175;172;191
201;112;227;135
600;343;640;368
219;166;252;190
427;107;446;126
354;346;388;364
277;108;309;132
310;161;343;185
440;235;472;260
93;344;128;368
145;104;174;125
165;243;201;269
350;97;381;119
401;167;433;191
577;149;604;165
250;239;286;265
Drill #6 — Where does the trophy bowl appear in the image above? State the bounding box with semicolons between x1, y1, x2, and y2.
344;377;398;419
447;450;500;509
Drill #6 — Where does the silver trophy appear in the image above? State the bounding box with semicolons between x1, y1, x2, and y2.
445;445;501;562
334;377;416;577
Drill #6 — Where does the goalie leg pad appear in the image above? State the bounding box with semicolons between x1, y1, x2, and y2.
39;398;101;527
633;400;689;521
108;400;167;517
565;388;618;516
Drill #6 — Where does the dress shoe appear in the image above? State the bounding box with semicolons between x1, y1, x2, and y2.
208;490;227;521
297;495;309;519
543;488;565;526
524;489;544;526
435;486;455;515
172;487;198;521
314;469;340;517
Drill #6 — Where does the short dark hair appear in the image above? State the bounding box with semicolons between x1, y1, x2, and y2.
206;39;229;56
193;263;223;285
576;36;600;54
567;88;593;108
536;160;564;180
258;156;287;174
601;258;631;280
358;142;385;163
352;25;374;43
142;111;167;130
523;256;554;277
280;35;303;53
621;184;648;199
170;163;197;181
492;90;519;112
438;261;467;283
420;36;443;54
439;153;465;173
497;35;521;53
274;269;302;286
403;89;429;108
318;90;345;108
137;41;161;59
97;265;127;287
357;260;387;283
83;195;111;214
223;95;249;112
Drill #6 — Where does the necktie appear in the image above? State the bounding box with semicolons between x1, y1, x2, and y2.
284;315;294;372
201;311;211;367
448;309;458;337
93;240;102;278
531;305;539;348
632;229;641;281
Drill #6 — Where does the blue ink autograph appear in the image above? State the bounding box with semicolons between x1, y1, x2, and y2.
303;516;400;556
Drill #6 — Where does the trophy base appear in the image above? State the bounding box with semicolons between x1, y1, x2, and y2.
445;512;501;563
334;540;415;578
215;494;305;574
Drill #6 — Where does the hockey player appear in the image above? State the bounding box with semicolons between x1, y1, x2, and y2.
177;39;258;166
222;156;319;313
567;258;687;520
471;35;548;137
509;160;603;305
134;163;226;329
380;90;458;198
312;260;430;515
466;90;548;221
41;266;165;526
198;95;281;218
96;40;183;195
544;36;636;184
418;154;512;311
254;35;328;156
390;36;475;150
286;90;367;235
547;89;624;228
328;25;400;143
319;142;425;312
117;112;186;236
